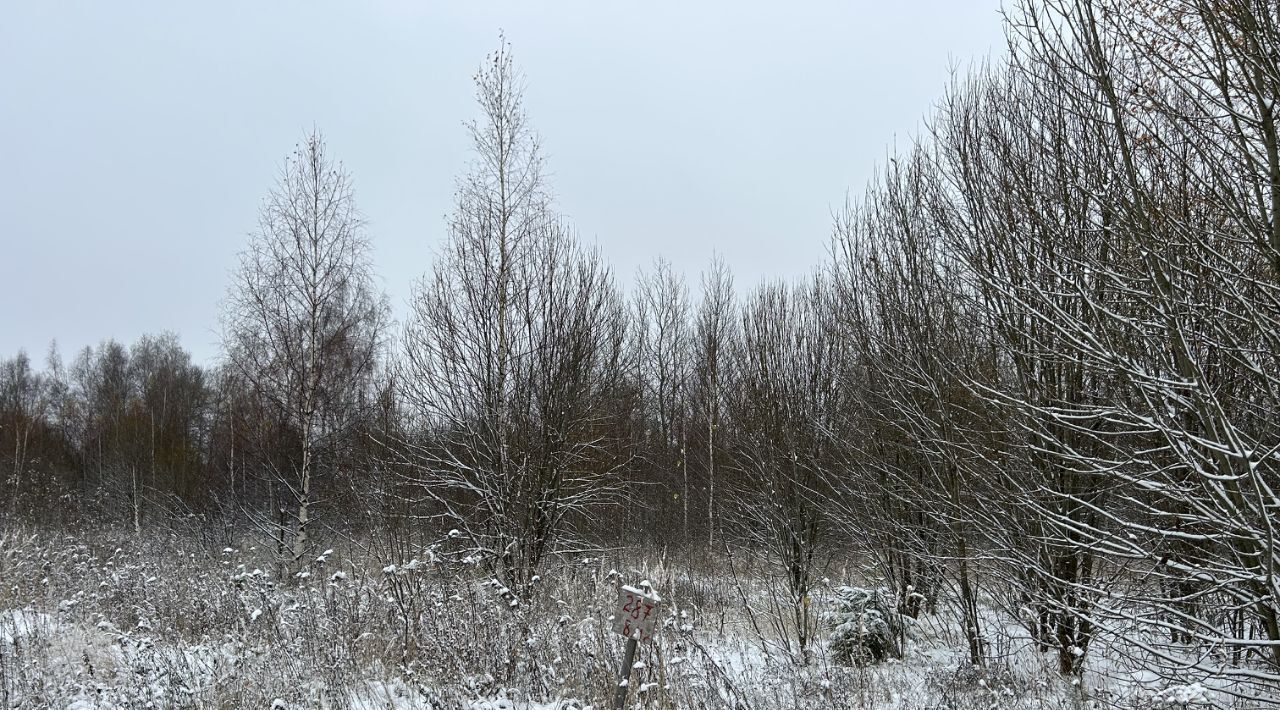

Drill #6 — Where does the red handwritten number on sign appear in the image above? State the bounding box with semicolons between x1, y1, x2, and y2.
620;593;656;639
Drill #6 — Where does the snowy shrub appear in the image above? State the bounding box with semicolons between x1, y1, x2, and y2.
825;585;908;665
1112;681;1215;709
1147;683;1211;708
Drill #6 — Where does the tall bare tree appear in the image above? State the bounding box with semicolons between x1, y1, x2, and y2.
399;40;630;600
632;257;692;538
831;143;1000;666
222;130;388;574
692;255;734;547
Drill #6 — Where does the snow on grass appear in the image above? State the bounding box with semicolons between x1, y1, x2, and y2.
0;525;1270;708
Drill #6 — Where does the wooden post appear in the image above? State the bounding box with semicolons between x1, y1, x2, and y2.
611;583;659;710
612;634;639;710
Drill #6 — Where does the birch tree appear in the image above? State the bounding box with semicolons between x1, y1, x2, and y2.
222;130;387;575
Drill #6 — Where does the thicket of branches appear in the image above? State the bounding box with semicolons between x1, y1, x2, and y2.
3;0;1279;700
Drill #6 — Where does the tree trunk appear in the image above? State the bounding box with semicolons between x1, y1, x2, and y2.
294;415;312;572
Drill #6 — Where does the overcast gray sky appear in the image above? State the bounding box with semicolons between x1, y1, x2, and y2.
1;1;1006;366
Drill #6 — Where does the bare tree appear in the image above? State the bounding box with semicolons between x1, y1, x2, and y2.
398;40;630;600
70;340;132;491
967;0;1280;692
691;255;734;547
831;144;998;667
632;257;693;539
222;130;388;575
126;333;207;528
726;275;845;664
1;350;54;516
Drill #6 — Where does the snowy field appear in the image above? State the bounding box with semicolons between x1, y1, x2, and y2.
0;525;1249;710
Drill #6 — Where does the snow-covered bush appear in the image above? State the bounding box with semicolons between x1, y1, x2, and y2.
1146;682;1211;708
825;585;908;665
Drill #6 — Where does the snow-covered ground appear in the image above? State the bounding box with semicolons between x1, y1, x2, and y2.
0;526;1259;709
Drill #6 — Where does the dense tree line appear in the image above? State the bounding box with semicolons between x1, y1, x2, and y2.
3;0;1279;699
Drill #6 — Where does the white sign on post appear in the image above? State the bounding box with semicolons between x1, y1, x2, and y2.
613;584;660;642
